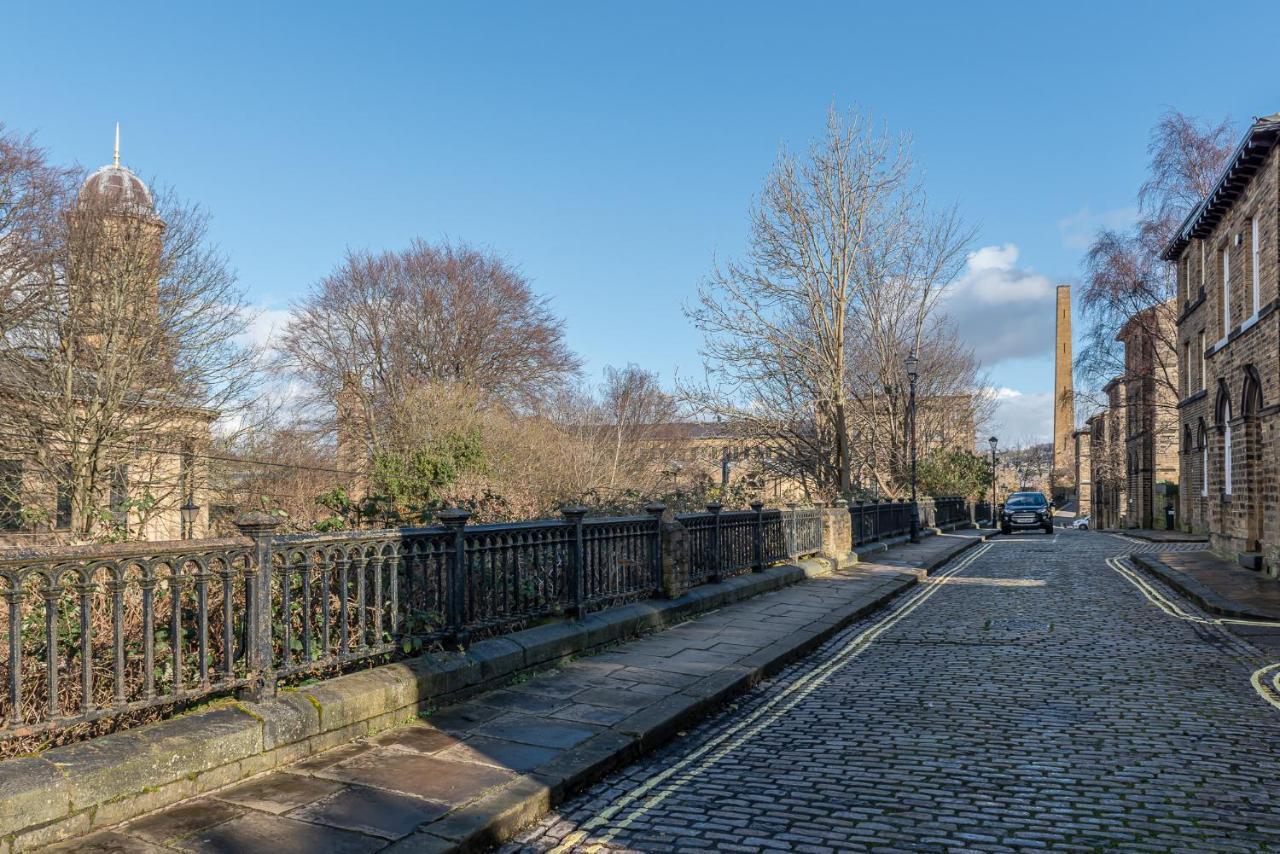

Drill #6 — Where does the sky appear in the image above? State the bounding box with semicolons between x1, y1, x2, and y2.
4;1;1279;446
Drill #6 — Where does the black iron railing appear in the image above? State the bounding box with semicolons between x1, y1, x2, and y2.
932;497;969;528
849;499;917;546
0;500;852;739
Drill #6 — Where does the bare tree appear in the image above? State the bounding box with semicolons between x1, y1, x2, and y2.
0;141;261;540
1076;109;1235;416
280;239;581;465
683;106;977;499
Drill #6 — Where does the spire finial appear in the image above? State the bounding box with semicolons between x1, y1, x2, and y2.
113;123;120;168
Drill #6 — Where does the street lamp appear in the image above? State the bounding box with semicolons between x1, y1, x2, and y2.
906;351;919;543
180;498;200;540
988;436;998;525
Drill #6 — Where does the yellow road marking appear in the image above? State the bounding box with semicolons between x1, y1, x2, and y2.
1105;555;1280;713
548;541;994;853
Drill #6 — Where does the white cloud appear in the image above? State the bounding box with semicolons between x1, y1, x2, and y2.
940;244;1057;366
237;306;293;351
986;387;1053;446
1057;205;1138;251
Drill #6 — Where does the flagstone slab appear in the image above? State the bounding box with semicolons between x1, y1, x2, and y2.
124;798;245;844
173;811;382;854
471;713;602;749
319;748;515;806
215;772;344;814
288;784;448;839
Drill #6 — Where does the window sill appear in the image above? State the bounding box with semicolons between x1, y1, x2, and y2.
1241;313;1260;332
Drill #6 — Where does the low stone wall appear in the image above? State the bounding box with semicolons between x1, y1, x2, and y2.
0;563;814;852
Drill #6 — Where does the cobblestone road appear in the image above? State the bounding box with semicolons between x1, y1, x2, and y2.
508;531;1280;852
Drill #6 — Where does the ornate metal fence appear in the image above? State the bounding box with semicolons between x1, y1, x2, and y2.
848;499;916;546
0;498;831;739
0;503;674;737
0;538;255;739
932;497;969;528
781;507;824;558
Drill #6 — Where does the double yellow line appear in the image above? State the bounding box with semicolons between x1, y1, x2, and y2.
548;541;995;853
1105;555;1280;713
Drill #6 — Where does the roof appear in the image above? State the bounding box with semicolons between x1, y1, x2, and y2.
1162;113;1280;261
79;164;154;215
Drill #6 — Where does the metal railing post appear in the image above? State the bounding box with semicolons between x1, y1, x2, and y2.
437;508;471;645
750;499;765;571
645;502;666;594
706;502;723;583
562;505;588;617
234;511;282;701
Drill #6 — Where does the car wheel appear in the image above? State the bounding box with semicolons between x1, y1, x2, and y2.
1001;526;1011;535
1043;525;1053;535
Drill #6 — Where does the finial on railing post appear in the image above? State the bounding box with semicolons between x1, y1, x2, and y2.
437;508;472;645
562;505;589;617
705;502;723;583
234;511;283;700
645;502;666;593
750;499;765;572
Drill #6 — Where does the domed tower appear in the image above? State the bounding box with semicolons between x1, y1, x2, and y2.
67;125;165;357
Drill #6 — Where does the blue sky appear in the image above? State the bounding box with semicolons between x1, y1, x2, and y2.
4;2;1278;444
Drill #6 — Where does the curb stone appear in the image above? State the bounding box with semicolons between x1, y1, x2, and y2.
1129;553;1280;622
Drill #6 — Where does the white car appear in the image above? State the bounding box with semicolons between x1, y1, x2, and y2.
1071;517;1089;530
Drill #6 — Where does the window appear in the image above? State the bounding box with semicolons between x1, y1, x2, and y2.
1182;342;1190;396
1199;421;1208;497
1220;398;1234;496
1200;241;1207;293
1252;217;1262;317
0;460;21;531
1222;246;1232;338
110;465;129;534
1198;331;1206;390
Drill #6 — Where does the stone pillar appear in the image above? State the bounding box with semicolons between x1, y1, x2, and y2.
820;500;851;562
659;513;690;599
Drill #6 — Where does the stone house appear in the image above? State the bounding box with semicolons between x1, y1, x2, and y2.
1118;302;1180;529
1087;381;1126;530
1166;113;1280;569
1073;428;1092;518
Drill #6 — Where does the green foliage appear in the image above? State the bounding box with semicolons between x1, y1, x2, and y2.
366;429;486;525
917;447;992;499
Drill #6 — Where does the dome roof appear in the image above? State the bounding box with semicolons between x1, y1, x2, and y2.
80;164;154;214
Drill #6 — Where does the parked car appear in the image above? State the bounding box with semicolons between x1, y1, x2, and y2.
999;492;1054;535
1071;516;1090;530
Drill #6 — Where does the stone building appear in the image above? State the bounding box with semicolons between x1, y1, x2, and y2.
1118;303;1180;529
1165;113;1280;569
1073;427;1092;518
0;132;213;545
1087;381;1126;530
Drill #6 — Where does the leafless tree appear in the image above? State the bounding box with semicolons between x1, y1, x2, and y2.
1076;109;1235;419
280;239;581;462
683;106;978;499
0;138;262;540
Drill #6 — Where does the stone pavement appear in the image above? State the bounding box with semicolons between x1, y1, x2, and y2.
1131;549;1280;621
511;529;1280;852
43;532;987;853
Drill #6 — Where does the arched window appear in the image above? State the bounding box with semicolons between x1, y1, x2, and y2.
1217;383;1233;495
1242;365;1264;417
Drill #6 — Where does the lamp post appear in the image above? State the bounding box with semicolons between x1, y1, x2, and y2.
180;498;200;540
906;351;919;543
988;436;998;525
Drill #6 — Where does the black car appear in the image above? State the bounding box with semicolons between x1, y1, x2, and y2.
999;492;1054;535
